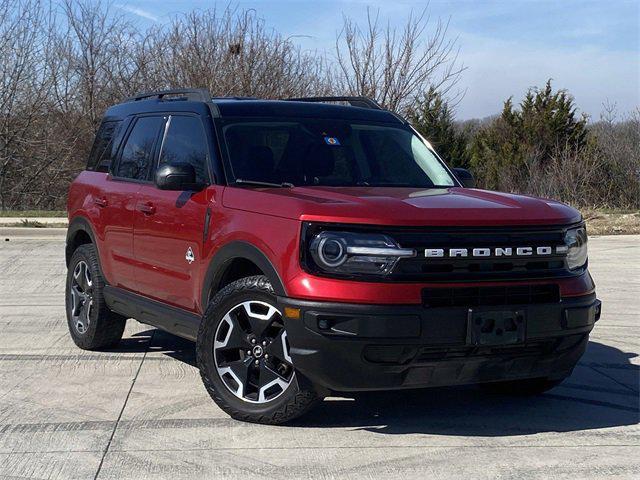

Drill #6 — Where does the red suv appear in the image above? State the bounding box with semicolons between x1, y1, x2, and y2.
66;89;600;424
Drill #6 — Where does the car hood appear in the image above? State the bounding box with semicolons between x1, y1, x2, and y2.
222;186;582;227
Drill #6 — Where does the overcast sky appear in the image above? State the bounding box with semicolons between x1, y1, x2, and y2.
115;0;639;120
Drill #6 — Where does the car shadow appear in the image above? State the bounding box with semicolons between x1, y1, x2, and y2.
115;329;197;366
295;341;639;435
113;330;639;436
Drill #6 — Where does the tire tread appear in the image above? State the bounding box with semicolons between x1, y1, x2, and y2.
66;244;126;350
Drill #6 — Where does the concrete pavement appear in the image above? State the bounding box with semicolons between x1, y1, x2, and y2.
0;234;638;479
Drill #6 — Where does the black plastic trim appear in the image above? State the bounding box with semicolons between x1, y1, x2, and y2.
104;286;200;341
201;241;287;308
285;96;382;110
66;216;100;267
126;88;211;103
277;293;599;391
203;207;212;243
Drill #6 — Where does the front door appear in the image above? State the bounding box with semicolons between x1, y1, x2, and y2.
133;114;213;312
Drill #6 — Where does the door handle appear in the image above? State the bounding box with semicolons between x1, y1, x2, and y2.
138;202;156;215
94;197;108;208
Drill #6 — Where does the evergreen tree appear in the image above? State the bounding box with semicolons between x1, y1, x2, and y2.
469;80;589;190
409;88;470;168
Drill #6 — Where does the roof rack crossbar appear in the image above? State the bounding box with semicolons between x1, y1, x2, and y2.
127;88;211;103
285;96;382;110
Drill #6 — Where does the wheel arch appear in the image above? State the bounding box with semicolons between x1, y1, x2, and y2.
65;216;99;267
201;241;287;308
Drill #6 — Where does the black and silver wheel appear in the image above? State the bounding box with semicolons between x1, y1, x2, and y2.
197;275;323;424
65;244;126;350
69;260;93;335
214;300;295;403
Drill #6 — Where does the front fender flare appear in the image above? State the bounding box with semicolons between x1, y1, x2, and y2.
201;241;287;307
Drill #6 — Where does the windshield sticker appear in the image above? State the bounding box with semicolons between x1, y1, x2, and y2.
324;136;340;146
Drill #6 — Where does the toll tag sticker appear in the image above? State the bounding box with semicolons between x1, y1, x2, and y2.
324;136;340;146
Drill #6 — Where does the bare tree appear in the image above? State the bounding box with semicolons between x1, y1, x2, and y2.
142;7;329;99
588;103;640;208
0;0;57;209
58;0;140;131
335;7;464;113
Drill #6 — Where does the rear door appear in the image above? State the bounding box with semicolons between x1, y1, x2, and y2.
102;115;164;290
133;114;213;312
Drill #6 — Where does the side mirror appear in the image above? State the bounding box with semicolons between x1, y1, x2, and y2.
155;163;203;191
452;168;476;188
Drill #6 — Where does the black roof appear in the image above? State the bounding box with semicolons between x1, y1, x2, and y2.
103;93;403;124
213;99;402;123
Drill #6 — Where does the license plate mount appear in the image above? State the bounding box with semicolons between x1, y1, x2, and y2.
466;309;526;346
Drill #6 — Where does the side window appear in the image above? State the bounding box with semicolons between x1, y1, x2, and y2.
158;116;209;184
115;116;164;181
87;120;122;172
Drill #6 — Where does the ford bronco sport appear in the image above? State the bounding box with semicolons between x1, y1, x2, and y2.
66;89;601;424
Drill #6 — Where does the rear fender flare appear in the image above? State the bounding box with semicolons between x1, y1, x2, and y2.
65;216;100;268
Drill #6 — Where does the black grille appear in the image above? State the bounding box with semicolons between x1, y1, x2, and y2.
414;341;556;363
388;225;574;282
413;334;585;364
422;284;560;308
363;334;586;365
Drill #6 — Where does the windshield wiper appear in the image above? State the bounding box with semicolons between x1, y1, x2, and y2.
234;179;294;188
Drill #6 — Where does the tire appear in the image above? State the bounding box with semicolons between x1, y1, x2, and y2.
65;244;126;350
480;377;564;396
197;275;323;424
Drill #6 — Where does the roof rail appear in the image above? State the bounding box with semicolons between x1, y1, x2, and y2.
285;96;382;110
126;88;211;103
211;96;259;101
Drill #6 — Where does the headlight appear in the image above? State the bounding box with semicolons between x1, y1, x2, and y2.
308;231;415;276
564;226;588;270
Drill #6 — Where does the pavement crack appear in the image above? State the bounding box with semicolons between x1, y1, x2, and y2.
587;364;639;394
93;329;155;480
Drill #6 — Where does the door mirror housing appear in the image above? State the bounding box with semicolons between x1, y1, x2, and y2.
155;163;204;191
452;168;476;188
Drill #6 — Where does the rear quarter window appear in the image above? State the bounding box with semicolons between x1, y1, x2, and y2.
87;120;123;172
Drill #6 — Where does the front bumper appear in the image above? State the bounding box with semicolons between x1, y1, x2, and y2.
278;294;601;392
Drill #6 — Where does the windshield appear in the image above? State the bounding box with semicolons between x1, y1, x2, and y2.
221;118;456;188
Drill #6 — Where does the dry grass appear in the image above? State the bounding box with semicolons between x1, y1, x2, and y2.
0;210;66;217
583;210;640;236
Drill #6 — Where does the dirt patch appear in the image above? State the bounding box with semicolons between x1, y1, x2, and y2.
2;221;67;228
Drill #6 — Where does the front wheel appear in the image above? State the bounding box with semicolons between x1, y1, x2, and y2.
197;276;322;424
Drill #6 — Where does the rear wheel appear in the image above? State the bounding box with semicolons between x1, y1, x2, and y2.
65;244;126;350
481;377;564;396
197;275;322;424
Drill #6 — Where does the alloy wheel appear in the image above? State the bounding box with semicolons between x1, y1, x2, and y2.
213;300;295;403
69;260;93;334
